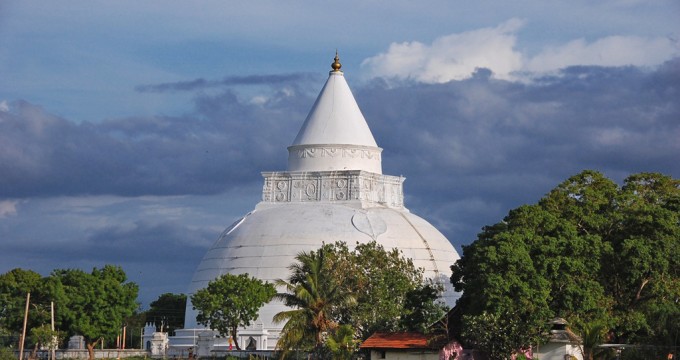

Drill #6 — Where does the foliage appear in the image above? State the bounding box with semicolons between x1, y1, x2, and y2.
0;269;53;335
400;282;448;333
145;293;187;335
120;310;147;349
51;265;138;360
324;325;357;360
30;324;60;351
0;347;14;360
191;273;275;350
273;248;356;357
0;265;139;360
574;321;608;360
450;170;680;357
117;292;186;349
274;241;449;357
322;241;446;339
462;311;543;360
606;173;680;344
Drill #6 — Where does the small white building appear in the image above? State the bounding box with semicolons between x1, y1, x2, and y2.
534;318;583;360
142;322;168;356
360;332;473;360
360;332;441;360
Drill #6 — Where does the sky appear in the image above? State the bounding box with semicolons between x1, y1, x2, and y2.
1;0;679;309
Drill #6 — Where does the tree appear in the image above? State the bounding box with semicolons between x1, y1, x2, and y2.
145;293;187;335
606;173;680;344
0;269;53;337
324;325;357;360
322;241;445;339
450;207;553;359
273;249;356;357
0;347;14;360
191;273;275;350
28;324;60;359
462;311;541;360
400;282;448;333
274;241;448;357
51;265;138;360
450;170;680;358
574;321;607;360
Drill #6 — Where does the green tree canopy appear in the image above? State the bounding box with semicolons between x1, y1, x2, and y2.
322;241;447;339
400;282;449;333
145;293;186;335
0;268;54;337
0;266;139;357
274;249;355;357
274;241;448;357
324;324;357;360
52;265;138;360
191;273;275;350
450;170;680;359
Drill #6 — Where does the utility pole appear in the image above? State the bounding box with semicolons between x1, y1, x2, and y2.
51;302;56;360
19;292;30;360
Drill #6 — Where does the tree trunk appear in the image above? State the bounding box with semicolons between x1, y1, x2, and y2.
232;326;241;350
29;343;38;360
86;338;102;360
86;343;95;360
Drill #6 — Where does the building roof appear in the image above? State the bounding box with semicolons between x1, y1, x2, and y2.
360;332;438;350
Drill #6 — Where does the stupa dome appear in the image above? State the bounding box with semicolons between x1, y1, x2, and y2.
176;54;461;351
184;202;459;330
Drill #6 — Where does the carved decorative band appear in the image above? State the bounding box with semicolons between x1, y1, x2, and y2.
289;145;382;161
261;170;404;209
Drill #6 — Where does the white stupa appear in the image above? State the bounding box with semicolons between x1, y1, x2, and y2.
171;54;461;352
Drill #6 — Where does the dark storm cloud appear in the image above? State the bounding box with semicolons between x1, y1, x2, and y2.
2;60;679;251
0;218;215;305
1;60;679;306
135;73;317;92
86;220;214;263
0;87;313;198
356;59;680;245
0;219;211;265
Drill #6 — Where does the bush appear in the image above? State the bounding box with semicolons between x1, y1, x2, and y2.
0;347;16;360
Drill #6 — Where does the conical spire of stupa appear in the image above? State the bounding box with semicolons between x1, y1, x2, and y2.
287;52;382;174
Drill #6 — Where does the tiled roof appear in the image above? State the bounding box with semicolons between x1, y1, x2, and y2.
360;332;437;350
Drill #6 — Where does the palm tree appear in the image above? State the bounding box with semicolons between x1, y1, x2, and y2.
326;324;357;360
576;321;607;360
273;249;356;358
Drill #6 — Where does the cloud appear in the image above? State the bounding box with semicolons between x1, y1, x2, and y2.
1;217;211;265
526;35;680;73
355;58;680;242
0;193;245;305
1;59;678;307
361;19;525;82
2;1;678;308
0;218;215;305
361;20;680;83
0;86;312;198
2;59;679;208
0;200;18;218
135;73;317;93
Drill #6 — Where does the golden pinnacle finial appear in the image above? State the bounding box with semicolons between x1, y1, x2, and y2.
331;50;342;72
